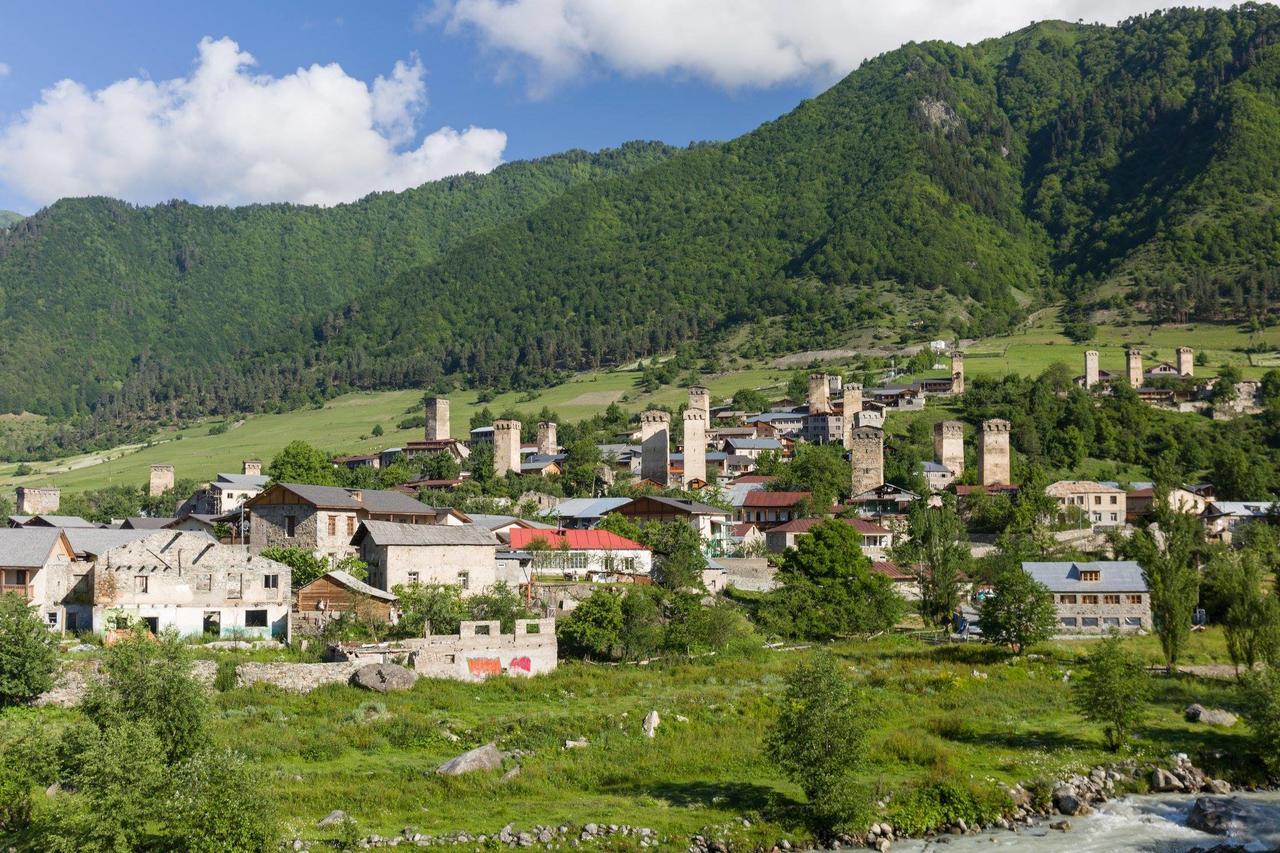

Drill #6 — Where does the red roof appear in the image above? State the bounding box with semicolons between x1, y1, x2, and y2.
732;475;777;484
768;517;889;535
508;529;647;551
743;490;812;508
731;522;758;537
872;560;914;581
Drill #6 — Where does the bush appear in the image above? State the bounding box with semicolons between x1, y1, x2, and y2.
884;779;1011;836
766;654;873;834
214;657;239;692
0;718;54;832
1242;670;1280;779
0;591;59;706
557;590;623;660
166;749;280;852
1073;635;1150;751
81;627;207;765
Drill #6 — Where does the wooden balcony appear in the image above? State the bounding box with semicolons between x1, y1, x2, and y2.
0;583;32;601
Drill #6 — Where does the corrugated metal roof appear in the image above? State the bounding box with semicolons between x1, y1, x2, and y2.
0;528;65;567
743;490;812;507
1022;561;1148;592
508;528;646;551
321;569;398;602
547;497;631;519
358;520;497;547
63;528;159;556
768;517;889;535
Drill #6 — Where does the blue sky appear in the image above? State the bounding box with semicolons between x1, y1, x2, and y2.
0;0;1230;212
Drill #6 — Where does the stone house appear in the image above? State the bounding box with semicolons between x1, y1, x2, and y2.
89;531;291;638
1021;560;1151;634
613;495;734;545
330;618;557;681
846;484;920;517
1200;501;1278;544
0;528;75;631
918;461;955;493
1125;483;1210;518
244;483;444;561
506;528;653;579
354;520;500;595
1045;480;1127;527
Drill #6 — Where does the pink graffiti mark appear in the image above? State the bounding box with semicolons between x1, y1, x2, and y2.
467;657;501;677
509;656;532;673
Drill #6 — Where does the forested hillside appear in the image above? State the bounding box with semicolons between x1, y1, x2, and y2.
6;6;1280;455
0;142;675;419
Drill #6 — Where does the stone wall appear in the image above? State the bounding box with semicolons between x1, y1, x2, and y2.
235;661;362;691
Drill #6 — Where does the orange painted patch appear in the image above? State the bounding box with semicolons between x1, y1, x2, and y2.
466;657;501;676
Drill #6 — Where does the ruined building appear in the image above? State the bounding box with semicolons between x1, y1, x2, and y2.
148;464;174;498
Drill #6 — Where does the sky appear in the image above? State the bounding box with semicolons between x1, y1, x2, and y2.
0;0;1237;213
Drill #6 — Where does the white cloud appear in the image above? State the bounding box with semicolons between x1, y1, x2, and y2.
0;37;507;207
0;62;10;78
433;0;1237;91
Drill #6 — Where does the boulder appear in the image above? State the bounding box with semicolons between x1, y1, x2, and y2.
643;710;660;738
1185;704;1239;727
1186;797;1248;836
1052;786;1086;816
350;662;418;693
317;809;347;827
1151;767;1185;792
1204;779;1233;795
436;742;505;776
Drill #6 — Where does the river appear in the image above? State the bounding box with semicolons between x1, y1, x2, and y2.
892;792;1280;852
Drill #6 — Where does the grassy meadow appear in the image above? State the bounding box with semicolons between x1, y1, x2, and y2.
106;631;1256;847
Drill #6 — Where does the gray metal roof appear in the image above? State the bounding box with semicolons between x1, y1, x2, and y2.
213;473;269;489
1022;561;1149;593
357;520;498;547
725;437;785;449
322;569;398;602
547;497;631;519
0;528;65;567
465;514;555;531
121;517;177;529
1204;501;1278;518
15;515;97;528
919;461;950;473
275;483;435;514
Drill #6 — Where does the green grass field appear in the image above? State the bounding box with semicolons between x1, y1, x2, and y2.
166;632;1259;844
6;311;1279;496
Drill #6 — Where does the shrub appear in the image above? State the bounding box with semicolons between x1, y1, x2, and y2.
0;591;59;706
1242;669;1280;779
214;657;239;692
1073;634;1150;751
166;749;280;852
557;590;623;660
0;719;54;832
766;654;873;834
884;779;1011;836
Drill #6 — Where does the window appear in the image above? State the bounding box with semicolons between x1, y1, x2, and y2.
1094;495;1102;505
134;575;149;594
263;574;279;590
407;571;419;584
245;609;268;628
327;515;336;536
1060;617;1078;627
46;611;58;627
474;623;490;635
285;515;297;537
346;516;355;536
1081;594;1098;605
196;574;212;592
1080;570;1100;582
1110;513;1118;522
227;574;242;599
1103;617;1121;626
1127;594;1143;605
2;569;28;587
1059;594;1077;604
457;571;470;590
1110;495;1118;505
1103;594;1121;605
1124;617;1142;626
1081;617;1099;627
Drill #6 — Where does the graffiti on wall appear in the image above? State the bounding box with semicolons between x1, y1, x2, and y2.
508;656;531;673
466;657;501;676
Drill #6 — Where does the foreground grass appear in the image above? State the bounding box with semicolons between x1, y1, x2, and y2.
180;632;1255;846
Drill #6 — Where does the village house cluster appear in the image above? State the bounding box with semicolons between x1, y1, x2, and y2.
0;343;1272;644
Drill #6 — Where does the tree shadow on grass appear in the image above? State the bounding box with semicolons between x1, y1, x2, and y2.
941;726;1095;753
625;780;808;826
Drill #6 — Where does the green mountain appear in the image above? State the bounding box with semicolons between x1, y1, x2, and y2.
0;211;24;229
0;142;675;418
5;5;1280;450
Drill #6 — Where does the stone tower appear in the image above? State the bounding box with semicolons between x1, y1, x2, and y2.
243;460;262;477
639;410;671;486
951;351;965;395
933;420;965;478
682;409;707;488
842;383;863;449
16;487;59;515
149;464;175;497
1177;346;1194;377
425;397;450;442
493;419;522;477
688;385;711;420
1084;351;1100;389
807;373;832;414
536;421;558;456
977;419;1012;487
849;426;884;497
1126;349;1143;388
